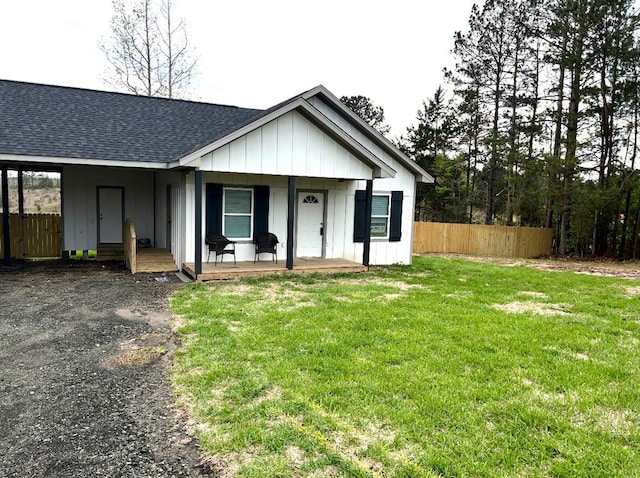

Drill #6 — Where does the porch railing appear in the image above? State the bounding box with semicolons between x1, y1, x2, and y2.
124;218;137;273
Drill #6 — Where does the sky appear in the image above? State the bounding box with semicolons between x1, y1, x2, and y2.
0;0;479;138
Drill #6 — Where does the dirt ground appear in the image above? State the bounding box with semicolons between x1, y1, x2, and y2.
426;253;640;280
0;260;209;478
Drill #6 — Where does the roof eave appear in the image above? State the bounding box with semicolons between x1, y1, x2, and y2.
0;154;171;170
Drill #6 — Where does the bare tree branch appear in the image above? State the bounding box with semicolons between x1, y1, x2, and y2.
99;0;197;98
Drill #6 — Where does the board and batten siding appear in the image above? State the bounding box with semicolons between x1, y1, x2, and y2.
340;183;415;265
308;97;418;264
62;165;154;251
175;174;188;269
197;111;373;180
183;172;352;264
178;99;419;266
154;170;185;268
181;172;414;266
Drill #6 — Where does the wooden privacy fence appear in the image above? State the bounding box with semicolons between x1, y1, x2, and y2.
413;222;553;258
0;213;62;259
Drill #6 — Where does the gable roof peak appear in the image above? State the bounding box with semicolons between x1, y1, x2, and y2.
300;85;434;183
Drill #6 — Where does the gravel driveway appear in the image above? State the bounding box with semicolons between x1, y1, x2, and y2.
0;261;208;477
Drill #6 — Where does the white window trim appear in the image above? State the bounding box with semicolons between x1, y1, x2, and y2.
223;187;253;240
371;192;391;240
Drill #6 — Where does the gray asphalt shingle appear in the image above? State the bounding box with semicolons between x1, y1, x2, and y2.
0;80;266;163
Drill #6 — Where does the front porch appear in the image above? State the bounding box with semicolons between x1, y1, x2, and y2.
182;258;367;281
187;173;377;280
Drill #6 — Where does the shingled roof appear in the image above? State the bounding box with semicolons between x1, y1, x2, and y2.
0;80;265;163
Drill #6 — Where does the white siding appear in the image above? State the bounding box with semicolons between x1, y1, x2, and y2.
176;174;187;268
184;175;195;266
59;97;419;267
179;98;419;267
62;165;154;251
181;171;414;266
184;172;288;264
307;97;418;264
198;111;373;180
347;169;417;265
154;170;184;267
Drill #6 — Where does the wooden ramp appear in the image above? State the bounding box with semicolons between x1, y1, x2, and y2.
135;248;178;273
183;258;367;281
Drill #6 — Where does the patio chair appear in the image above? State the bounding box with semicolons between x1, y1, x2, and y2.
253;232;279;263
205;233;236;266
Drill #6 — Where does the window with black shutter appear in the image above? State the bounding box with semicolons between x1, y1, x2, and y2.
354;190;403;242
206;184;269;239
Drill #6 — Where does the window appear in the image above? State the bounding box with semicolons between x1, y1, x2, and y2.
303;195;319;204
206;184;269;239
354;190;402;243
370;194;390;238
223;188;253;239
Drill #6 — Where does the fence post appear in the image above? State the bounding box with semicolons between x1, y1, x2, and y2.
1;166;10;265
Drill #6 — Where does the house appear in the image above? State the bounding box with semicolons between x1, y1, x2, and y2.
0;80;433;278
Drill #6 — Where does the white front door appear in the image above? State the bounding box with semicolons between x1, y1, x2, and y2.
296;192;325;258
98;187;123;243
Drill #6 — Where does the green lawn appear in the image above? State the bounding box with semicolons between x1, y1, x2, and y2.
170;256;640;477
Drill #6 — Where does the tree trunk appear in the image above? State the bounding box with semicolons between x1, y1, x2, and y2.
560;34;583;255
506;41;520;226
486;65;502;225
166;0;173;98
621;65;639;259
144;0;153;96
548;34;567;231
559;0;586;256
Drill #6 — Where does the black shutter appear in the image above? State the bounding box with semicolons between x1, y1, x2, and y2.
205;183;223;235
389;191;403;242
353;189;366;243
253;185;270;236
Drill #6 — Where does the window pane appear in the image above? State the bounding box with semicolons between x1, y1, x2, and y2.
371;195;389;216
225;215;251;238
370;217;388;237
225;189;252;214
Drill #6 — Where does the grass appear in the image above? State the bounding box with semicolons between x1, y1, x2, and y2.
69;249;98;259
170;256;640;477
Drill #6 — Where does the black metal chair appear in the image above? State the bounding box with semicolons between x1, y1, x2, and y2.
205;233;236;266
253;232;279;263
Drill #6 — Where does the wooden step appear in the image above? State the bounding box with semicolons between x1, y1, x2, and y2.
97;243;124;261
135;248;177;273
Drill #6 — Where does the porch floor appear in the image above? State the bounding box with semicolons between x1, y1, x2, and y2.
182;258;367;281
